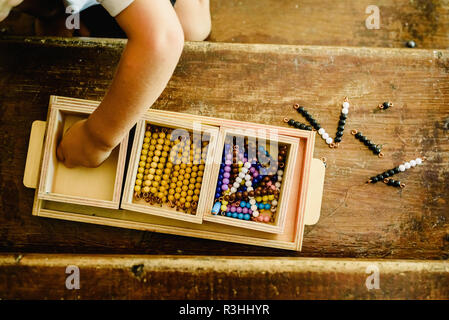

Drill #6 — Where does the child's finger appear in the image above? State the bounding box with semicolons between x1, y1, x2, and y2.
56;144;65;162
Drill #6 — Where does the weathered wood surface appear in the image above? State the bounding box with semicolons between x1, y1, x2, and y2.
1;0;449;48
0;37;448;260
210;0;449;49
0;254;447;299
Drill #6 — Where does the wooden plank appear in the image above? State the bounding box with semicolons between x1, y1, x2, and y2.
209;0;449;49
1;1;449;49
0;37;448;259
0;254;447;299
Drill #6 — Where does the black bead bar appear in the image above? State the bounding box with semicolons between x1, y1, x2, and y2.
293;104;321;131
383;178;405;188
284;118;313;131
368;167;400;183
378;101;393;110
351;129;384;157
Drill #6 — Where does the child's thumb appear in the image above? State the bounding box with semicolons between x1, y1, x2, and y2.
56;143;65;163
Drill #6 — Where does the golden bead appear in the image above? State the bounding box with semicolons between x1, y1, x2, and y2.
134;185;141;192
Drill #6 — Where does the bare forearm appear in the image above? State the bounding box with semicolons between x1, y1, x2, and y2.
85;0;184;150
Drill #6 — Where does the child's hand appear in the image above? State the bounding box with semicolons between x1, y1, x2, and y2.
0;0;23;22
56;119;112;168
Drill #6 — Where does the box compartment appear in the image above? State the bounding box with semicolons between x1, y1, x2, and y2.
37;99;128;209
121;115;219;224
203;127;299;234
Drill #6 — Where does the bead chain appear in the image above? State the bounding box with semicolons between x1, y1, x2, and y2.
378;101;393;110
351;129;384;158
134;125;208;214
332;97;350;148
211;138;285;223
383;178;405;188
283;118;313;131
367;157;425;184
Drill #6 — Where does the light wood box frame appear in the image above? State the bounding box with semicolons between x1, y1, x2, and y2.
203;127;299;234
36;96;128;209
24;96;325;251
121;115;219;224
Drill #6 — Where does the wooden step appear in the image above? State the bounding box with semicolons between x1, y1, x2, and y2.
0;254;447;299
0;37;448;261
1;0;448;48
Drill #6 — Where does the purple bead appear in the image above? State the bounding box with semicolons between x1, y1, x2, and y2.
221;185;228;191
253;171;259;178
224;166;231;172
242;207;248;214
222;178;229;185
226;154;232;160
230;206;236;212
227;205;231;211
248;209;253;214
236;207;242;213
250;167;256;173
223;172;230;178
243;158;247;163
225;159;232;165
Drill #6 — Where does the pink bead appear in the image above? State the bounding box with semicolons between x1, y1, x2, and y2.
271;185;276;190
267;181;272;186
236;207;242;213
224;166;231;172
257;216;264;222
225;160;232;165
248;209;252;214
253;172;259;178
242;207;248;214
250;167;256;173
263;215;270;222
230;206;236;212
223;172;230;178
226;154;232;160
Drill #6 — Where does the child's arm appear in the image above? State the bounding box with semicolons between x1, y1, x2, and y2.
57;0;184;168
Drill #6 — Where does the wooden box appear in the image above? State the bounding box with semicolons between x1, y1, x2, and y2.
23;96;325;251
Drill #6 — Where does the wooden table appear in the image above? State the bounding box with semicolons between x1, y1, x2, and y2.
0;37;448;299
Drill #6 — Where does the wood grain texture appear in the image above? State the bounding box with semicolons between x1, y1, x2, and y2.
1;1;449;49
0;37;448;260
0;254;448;299
209;0;449;49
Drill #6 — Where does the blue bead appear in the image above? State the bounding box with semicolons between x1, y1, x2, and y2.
232;212;238;218
218;174;223;180
238;213;244;219
265;203;271;210
226;211;232;217
219;168;224;174
240;201;246;207
215;193;221;198
246;202;251;208
244;214;250;220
